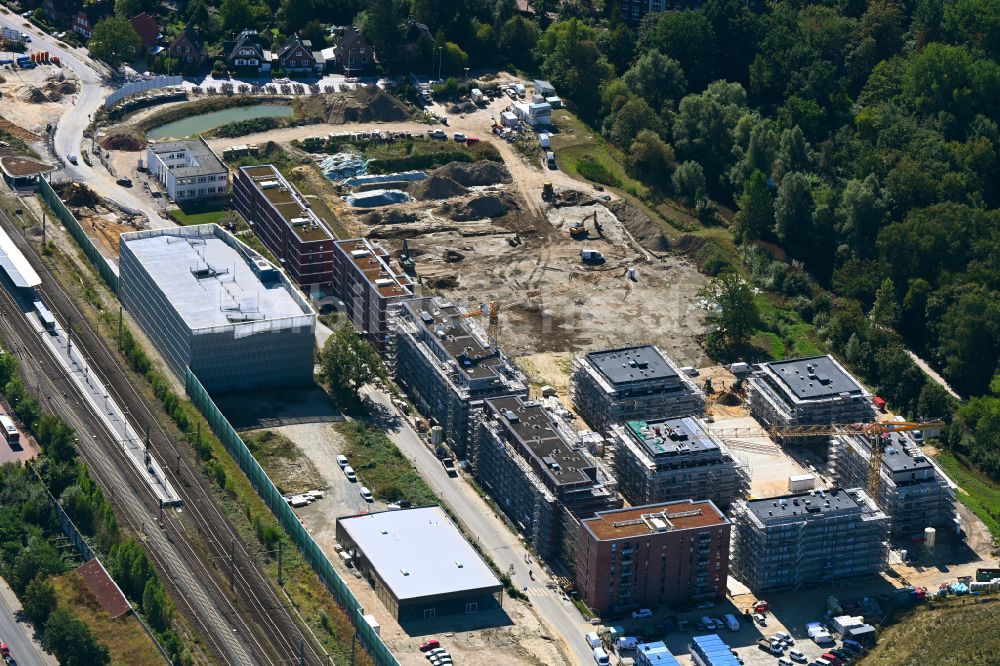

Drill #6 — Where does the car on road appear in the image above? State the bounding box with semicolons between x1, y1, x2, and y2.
441;457;457;476
631;608;653;619
66;154;78;165
453;132;466;142
343;465;357;481
336;455;349;468
419;639;440;652
116;177;132;187
359;486;373;502
789;649;807;662
428;128;447;139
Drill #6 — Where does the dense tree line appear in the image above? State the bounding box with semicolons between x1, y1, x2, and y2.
367;0;1000;479
0;354;189;665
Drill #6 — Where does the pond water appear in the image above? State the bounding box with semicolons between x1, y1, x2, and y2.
146;104;293;139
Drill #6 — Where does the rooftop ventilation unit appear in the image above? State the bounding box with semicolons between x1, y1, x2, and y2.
351;249;372;259
504;409;519;422
290;217;310;226
375;278;395;288
260;180;280;189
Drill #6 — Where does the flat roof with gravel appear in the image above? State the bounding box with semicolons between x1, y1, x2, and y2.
762;355;865;400
587;345;678;386
338;506;502;601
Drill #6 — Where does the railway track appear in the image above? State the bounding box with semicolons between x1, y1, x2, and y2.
0;209;328;666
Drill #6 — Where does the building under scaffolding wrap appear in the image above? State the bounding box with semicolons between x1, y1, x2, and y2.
746;355;874;443
831;434;958;537
570;346;705;436
730;488;888;595
610;417;750;511
473;395;621;571
394;297;528;459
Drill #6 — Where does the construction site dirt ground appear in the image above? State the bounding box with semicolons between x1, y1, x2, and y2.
0;62;73;137
203;112;710;364
247;420;569;666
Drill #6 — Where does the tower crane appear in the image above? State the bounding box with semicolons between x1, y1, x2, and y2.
709;420;945;498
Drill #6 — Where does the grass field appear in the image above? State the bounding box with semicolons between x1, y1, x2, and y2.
935;453;1000;541
51;571;162;666
166;206;232;226
549;110;649;199
334;421;438;506
244;429;325;495
862;596;1000;665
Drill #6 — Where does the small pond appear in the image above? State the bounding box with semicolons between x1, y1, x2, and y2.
146;104;293;139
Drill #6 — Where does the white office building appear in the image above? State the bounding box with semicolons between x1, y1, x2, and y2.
145;137;230;202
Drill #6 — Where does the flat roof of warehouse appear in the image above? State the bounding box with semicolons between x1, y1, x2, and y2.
338;506;502;601
121;225;311;331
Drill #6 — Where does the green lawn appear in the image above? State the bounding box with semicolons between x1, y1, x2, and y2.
167;206;231;226
334;421;438;506
934;453;1000;541
549;109;649;199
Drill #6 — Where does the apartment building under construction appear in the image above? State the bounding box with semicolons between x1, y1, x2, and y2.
730;487;888;594
610;416;750;511
831;434;958;537
571;346;705;436
394;297;528;459
474;395;621;569
747;355;874;442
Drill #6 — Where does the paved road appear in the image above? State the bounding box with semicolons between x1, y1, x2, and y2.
359;385;593;666
0;576;57;666
0;15;172;229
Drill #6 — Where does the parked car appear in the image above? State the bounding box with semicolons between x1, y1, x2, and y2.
398;500;413;508
789;649;808;662
441;457;457;476
465;136;480;145
757;638;773;652
775;631;794;645
425;647;448;657
427;128;447;139
336;455;349;468
631;608;653;619
754;613;767;626
453;132;466;142
66;154;78;165
343;465;357;481
779;658;794;666
419;640;440;652
116;177;133;187
359;486;373;502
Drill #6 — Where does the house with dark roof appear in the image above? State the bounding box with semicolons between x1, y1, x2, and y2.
329;26;372;73
130;12;160;51
274;34;318;73
397;17;431;65
167;26;208;69
73;3;110;39
223;29;270;73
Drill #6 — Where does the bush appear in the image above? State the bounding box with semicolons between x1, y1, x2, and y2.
575;158;622;187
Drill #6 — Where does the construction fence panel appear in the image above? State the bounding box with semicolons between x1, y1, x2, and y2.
38;178;119;294
184;369;399;666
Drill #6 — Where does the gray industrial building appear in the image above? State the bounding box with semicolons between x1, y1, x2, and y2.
730;487;889;594
831;434;958;537
610;416;750;511
394;297;528;459
119;225;316;393
570;346;705;436
336;506;503;621
473;395;621;570
747;355;874;442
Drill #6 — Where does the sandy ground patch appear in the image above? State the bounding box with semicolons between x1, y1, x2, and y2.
0;64;74;135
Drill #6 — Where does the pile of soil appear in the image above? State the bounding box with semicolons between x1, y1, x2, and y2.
100;128;147;151
716;391;742;406
444;249;465;262
424;274;459;289
606;199;669;253
300;85;410;124
363;208;419;226
435;161;511;187
18;87;48;103
441;193;515;221
556;189;598;207
56;183;99;207
59;81;77;94
448;100;478;114
409;174;468;200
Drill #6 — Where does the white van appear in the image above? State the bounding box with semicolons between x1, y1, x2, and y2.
337;455;349;468
592;647;610;665
584;632;601;648
724;613;740;631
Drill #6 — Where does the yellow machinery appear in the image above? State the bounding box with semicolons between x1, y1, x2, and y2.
569;211;598;238
710;420;944;498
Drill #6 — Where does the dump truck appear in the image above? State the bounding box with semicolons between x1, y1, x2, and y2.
542;181;554;201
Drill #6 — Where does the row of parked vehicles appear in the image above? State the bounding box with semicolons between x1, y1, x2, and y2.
758;629;868;666
419;639;454;665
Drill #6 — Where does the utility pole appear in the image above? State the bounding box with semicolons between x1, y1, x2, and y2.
42;212;46;246
67;316;72;356
117;305;122;352
278;539;283;586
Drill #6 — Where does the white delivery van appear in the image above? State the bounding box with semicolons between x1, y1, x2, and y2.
592;647;610;665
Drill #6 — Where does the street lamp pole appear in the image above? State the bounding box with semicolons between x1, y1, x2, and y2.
437;46;442;81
